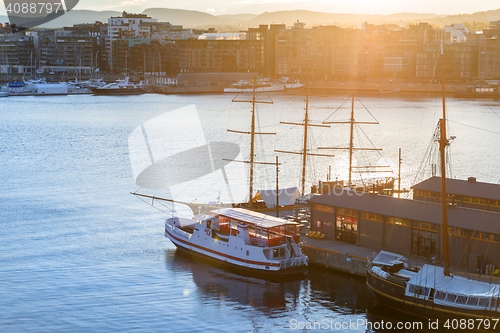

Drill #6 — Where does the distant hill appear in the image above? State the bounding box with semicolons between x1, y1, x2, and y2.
142;8;224;26
246;10;443;27
3;7;499;30
216;13;259;22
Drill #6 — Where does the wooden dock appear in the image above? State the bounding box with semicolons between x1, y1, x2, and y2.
301;236;376;277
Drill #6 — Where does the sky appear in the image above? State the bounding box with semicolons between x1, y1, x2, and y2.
1;0;499;16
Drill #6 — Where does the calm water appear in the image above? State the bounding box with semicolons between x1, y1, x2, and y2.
1;93;499;332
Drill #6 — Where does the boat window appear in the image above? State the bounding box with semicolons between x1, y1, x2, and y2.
408;284;430;297
467;297;479;306
478;298;490;308
456;295;467;304
435;291;445;300
445;294;457;303
273;248;285;259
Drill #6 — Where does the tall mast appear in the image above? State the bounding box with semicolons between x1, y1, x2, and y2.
275;76;332;196
301;82;310;195
228;77;275;207
439;43;451;276
348;95;355;185
249;80;257;202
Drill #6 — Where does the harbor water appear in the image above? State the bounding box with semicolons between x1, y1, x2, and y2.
1;93;499;332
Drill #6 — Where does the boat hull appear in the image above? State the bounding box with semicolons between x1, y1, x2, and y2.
366;269;500;331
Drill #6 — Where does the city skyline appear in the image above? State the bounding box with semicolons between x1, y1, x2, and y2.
1;0;500;16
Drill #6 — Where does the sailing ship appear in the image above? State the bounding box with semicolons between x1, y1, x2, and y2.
366;47;500;327
132;78;308;277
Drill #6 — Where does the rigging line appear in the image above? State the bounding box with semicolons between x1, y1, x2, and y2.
133;193;172;214
323;96;351;123
447;119;500;135
355;125;392;170
412;124;439;184
488;104;500;121
356;97;379;123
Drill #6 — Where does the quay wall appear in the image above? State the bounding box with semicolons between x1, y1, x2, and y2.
303;245;367;277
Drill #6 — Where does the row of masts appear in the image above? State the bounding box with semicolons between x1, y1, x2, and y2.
233;60;451;274
230;77;398;209
231;46;450;276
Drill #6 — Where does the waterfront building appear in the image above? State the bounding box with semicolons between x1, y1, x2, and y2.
173;38;265;74
0;35;35;75
308;188;500;273
412;176;500;212
106;12;157;72
247;24;286;78
443;23;469;43
36;29;98;75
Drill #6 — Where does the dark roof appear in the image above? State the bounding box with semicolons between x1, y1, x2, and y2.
309;189;500;234
411;176;500;201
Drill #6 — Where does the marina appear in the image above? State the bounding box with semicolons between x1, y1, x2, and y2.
1;93;500;332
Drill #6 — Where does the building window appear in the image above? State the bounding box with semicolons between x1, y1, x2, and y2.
360;212;383;222
388;217;410;227
411;229;437;259
312;203;334;213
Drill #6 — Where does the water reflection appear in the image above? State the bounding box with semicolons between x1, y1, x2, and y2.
165;249;302;314
164;249;378;322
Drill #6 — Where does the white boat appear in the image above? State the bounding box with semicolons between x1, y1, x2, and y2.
224;79;304;93
91;77;146;95
1;78;68;96
1;79;38;96
0;91;9;97
164;206;308;277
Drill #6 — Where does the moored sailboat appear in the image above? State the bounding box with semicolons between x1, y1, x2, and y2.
366;45;500;328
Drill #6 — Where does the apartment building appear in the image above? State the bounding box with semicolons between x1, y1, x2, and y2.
106;12;157;72
0;35;35;74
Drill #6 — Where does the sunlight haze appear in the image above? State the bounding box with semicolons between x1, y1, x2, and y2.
1;0;499;16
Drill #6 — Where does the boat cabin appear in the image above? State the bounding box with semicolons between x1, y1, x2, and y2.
206;208;301;247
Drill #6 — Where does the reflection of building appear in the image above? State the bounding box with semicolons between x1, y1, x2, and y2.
308;187;500;273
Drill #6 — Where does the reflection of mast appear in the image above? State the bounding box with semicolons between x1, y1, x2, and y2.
319;95;386;187
275;78;332;196
227;78;275;207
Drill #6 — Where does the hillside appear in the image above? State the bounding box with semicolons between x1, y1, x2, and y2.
142;8;225;26
2;7;499;30
31;10;121;28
